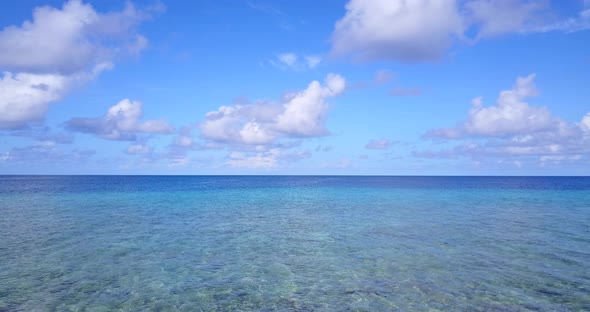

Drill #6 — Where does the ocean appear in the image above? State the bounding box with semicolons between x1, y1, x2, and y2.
0;176;589;311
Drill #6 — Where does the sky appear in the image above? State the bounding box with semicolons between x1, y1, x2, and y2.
0;0;589;175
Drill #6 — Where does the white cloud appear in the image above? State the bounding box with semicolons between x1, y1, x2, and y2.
304;56;322;68
331;0;590;63
239;121;277;144
0;72;70;129
199;73;346;145
581;113;590;131
419;74;590;166
331;0;463;62
105;99;171;133
275;73;345;137
174;135;194;148
0;65;110;129
66;99;173;140
428;74;556;138
466;0;590;34
199;103;281;145
227;151;277;168
169;124;213;151
197;74;345;170
464;74;554;136
0;0;152;74
533;7;590;33
0;0;156;130
127;143;152;155
464;0;548;38
200;106;242;143
365;138;393;150
278;53;297;67
270;53;322;70
539;155;582;164
226;149;310;169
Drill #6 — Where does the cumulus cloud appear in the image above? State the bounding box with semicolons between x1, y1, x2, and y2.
196;74;345;170
581;113;590;131
199;73;346;146
270;53;322;70
66;99;173;141
0;0;154;74
427;74;555;138
365;138;393;150
0;66;109;129
275;73;345;136
200;103;281;145
0;0;156;130
419;74;590;166
174;132;195;148
0;72;71;129
168;124;229;155
331;0;463;62
331;0;590;63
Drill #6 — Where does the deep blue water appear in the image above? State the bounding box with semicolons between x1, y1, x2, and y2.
0;176;589;311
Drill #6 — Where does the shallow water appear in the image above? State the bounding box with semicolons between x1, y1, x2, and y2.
1;176;589;311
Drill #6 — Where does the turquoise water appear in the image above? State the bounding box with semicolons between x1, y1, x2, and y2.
1;176;589;311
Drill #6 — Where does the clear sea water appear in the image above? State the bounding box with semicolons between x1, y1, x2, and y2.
1;176;589;311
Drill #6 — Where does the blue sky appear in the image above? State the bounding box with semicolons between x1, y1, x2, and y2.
0;0;589;175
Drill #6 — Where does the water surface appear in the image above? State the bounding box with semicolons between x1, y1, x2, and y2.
1;176;589;311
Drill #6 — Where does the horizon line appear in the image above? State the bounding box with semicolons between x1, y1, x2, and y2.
1;174;589;178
